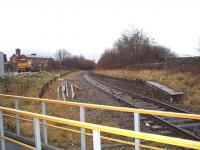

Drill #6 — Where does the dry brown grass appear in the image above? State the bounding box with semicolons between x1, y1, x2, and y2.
94;69;200;113
0;70;81;149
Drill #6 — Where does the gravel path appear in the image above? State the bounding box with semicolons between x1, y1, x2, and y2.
63;71;134;150
43;71;179;150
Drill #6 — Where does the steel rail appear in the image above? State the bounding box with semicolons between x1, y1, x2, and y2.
86;74;200;141
91;73;189;113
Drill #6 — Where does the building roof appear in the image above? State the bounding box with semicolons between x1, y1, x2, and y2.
25;55;52;59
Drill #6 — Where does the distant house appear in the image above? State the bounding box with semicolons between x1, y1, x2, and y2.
25;55;53;66
10;49;53;65
10;48;26;64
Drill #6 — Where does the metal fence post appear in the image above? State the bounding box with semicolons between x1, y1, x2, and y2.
170;97;173;103
34;117;42;150
15;99;20;136
80;107;86;150
0;111;5;150
62;85;66;101
71;83;75;99
41;101;48;145
92;130;101;150
134;112;140;150
66;82;69;98
57;86;60;100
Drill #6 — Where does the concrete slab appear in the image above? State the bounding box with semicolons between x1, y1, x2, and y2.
146;81;184;96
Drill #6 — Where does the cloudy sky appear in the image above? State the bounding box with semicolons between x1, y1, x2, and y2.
0;0;200;61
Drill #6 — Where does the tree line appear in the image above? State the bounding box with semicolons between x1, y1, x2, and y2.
48;49;96;70
97;29;176;69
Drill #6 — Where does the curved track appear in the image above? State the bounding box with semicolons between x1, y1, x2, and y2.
84;73;200;141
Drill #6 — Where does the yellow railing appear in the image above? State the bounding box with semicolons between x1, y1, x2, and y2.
3;137;36;150
0;94;200;120
3;113;164;150
0;106;200;149
1;94;200;150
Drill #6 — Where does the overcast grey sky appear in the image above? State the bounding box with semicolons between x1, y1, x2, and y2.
0;0;200;61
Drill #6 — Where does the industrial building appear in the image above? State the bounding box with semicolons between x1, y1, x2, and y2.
10;49;53;65
10;49;53;71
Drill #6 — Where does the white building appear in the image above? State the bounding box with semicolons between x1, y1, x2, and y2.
0;52;4;77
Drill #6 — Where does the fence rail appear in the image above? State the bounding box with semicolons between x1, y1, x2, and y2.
0;94;200;150
0;94;200;120
0;106;200;150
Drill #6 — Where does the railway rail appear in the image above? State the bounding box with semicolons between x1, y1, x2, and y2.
84;73;200;141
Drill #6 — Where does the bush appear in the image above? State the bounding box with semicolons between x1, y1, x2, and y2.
98;28;176;69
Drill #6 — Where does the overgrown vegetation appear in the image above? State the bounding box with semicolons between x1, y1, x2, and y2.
0;70;76;149
0;71;55;97
55;49;96;70
94;69;200;113
98;28;176;69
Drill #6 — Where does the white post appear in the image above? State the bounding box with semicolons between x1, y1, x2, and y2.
0;111;5;150
66;82;69;98
41;101;48;145
34;117;42;150
134;112;140;150
57;86;60;100
71;83;75;99
62;85;66;101
80;107;86;150
15;99;20;136
92;130;101;150
170;97;173;103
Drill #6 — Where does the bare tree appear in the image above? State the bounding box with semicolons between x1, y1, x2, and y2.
55;49;71;63
55;50;95;70
97;28;176;69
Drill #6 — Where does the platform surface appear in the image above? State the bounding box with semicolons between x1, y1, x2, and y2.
146;81;184;96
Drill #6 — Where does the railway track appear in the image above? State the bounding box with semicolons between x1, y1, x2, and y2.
83;73;200;141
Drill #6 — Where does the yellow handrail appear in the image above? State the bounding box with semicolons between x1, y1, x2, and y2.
0;94;200;120
3;113;165;150
3;137;36;150
0;106;200;149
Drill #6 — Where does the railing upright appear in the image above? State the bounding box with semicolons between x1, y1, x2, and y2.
134;112;140;150
0;111;5;150
92;130;101;150
71;83;75;99
41;101;48;145
66;82;69;98
80;106;86;150
15;99;20;136
62;84;66;101
57;86;60;100
33;117;42;150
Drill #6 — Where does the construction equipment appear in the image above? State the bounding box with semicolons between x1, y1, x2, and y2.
17;59;32;72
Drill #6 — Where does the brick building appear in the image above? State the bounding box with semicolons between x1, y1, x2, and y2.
10;49;53;65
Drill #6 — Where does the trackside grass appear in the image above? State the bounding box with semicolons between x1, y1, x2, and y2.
94;69;200;113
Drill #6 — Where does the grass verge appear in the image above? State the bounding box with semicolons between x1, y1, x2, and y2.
94;69;200;113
